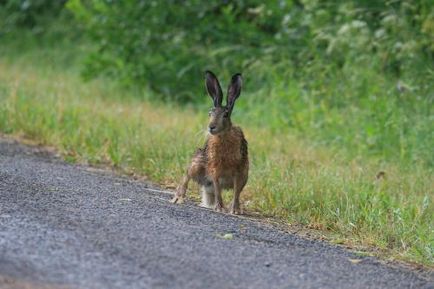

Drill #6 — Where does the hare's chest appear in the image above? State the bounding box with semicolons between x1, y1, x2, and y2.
206;137;241;176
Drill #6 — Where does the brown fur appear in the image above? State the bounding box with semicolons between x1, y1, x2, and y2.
172;126;248;213
171;71;248;214
206;126;248;182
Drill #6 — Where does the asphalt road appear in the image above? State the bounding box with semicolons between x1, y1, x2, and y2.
0;138;433;289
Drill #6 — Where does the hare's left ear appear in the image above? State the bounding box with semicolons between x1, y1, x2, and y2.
226;73;242;114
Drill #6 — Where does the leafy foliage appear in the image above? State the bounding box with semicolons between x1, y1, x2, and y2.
68;0;434;100
66;0;434;166
0;0;68;33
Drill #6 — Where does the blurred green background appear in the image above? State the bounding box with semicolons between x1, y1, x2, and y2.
2;0;432;166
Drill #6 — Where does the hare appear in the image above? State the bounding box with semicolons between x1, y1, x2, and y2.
171;71;249;214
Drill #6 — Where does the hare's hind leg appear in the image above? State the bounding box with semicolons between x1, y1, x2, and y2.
171;174;190;204
171;149;205;204
200;184;215;208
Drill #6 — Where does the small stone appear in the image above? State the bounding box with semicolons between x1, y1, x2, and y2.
349;258;362;264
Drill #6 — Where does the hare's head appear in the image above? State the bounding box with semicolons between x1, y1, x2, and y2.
205;70;243;135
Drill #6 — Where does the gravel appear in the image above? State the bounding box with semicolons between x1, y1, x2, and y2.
0;138;432;289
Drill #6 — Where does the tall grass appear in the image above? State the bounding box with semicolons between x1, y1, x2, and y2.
0;42;433;266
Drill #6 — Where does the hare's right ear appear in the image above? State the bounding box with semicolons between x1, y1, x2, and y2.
205;70;223;107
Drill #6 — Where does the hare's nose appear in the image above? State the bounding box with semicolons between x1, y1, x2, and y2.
209;125;216;131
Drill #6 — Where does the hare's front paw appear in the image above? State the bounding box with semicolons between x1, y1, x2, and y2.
229;206;242;215
229;201;242;215
214;203;225;213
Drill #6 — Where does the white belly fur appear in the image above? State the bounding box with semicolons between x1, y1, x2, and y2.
200;176;234;208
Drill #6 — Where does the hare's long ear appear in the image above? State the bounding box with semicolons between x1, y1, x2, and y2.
227;73;242;114
205;70;223;107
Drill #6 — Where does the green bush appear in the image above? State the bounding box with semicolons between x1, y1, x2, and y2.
68;0;433;102
3;1;431;166
0;0;68;33
65;1;433;166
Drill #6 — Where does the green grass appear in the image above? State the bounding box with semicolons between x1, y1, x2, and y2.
0;41;433;266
